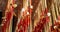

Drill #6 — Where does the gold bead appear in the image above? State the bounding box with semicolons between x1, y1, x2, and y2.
13;4;17;8
30;5;33;9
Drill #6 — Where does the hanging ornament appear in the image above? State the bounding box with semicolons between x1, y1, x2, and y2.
47;12;51;16
30;5;33;9
27;12;29;15
54;26;57;29
13;4;17;8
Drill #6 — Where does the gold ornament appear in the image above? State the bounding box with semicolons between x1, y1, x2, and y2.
13;4;17;8
27;12;29;15
30;5;33;9
54;26;57;29
47;12;51;16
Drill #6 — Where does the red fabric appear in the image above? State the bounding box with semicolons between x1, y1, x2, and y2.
45;8;48;14
2;12;13;32
50;20;60;32
2;23;6;32
45;16;50;23
17;15;30;32
33;8;49;32
28;7;32;14
1;6;13;32
33;17;49;32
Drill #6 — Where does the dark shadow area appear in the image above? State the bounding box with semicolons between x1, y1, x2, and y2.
12;16;18;32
